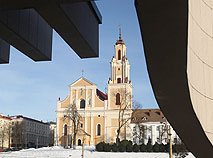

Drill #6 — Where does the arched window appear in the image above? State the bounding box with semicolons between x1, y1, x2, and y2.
97;124;101;136
80;99;85;109
118;50;121;60
64;124;67;136
78;139;81;146
117;78;121;83
116;93;120;105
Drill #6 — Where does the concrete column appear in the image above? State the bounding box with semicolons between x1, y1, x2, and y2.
0;38;10;64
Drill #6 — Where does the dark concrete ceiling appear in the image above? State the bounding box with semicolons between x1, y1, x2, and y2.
0;0;102;64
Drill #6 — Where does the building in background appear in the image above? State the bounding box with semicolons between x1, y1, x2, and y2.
10;115;50;148
47;121;57;146
131;109;179;145
56;32;133;146
0;114;12;149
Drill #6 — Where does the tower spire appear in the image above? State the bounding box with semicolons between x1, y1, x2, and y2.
116;25;124;45
119;24;121;40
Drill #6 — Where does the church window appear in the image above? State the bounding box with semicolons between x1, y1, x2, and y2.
88;98;92;105
97;124;101;136
80;99;85;109
116;93;120;105
80;88;83;96
98;115;100;117
64;124;67;136
80;123;83;128
117;78;121;83
118;50;121;60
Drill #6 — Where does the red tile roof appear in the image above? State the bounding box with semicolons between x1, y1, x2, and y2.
0;115;12;120
96;89;108;101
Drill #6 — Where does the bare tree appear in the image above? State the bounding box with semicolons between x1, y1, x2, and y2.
131;103;148;145
133;123;147;144
11;121;25;148
5;122;12;148
49;131;54;146
112;88;132;144
160;124;169;143
0;122;7;149
64;104;82;149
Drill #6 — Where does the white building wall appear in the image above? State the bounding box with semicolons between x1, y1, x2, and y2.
132;122;179;145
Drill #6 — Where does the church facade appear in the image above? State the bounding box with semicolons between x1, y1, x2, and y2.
56;33;133;146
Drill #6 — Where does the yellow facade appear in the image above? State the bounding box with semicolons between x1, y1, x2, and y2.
0;115;12;149
56;33;133;146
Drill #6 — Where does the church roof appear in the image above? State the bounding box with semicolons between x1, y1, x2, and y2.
131;109;166;123
96;89;108;100
70;77;96;87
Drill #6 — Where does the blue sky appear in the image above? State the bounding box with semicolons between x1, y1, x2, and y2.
0;0;158;122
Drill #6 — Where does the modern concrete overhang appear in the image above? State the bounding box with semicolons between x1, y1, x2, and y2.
135;0;213;157
0;0;102;64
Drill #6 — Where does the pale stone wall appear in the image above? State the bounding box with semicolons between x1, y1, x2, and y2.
132;122;179;145
0;117;11;148
188;0;213;145
108;84;132;110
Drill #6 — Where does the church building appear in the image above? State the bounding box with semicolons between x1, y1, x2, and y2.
56;31;133;146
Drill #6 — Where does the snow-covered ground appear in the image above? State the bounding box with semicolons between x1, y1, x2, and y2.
0;146;196;158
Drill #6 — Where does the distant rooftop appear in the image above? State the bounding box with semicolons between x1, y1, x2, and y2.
10;115;49;125
131;109;166;124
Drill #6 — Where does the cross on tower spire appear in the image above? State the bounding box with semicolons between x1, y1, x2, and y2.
116;25;124;45
119;24;121;40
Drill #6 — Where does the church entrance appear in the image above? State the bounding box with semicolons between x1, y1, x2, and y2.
78;139;81;146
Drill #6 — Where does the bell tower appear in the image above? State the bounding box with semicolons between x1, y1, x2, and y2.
107;28;132;111
108;28;130;84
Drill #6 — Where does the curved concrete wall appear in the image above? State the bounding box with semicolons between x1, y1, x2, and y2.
188;0;213;144
135;0;213;157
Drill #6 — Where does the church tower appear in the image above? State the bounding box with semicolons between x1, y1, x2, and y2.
106;29;133;142
108;29;131;84
108;29;132;110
